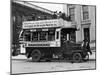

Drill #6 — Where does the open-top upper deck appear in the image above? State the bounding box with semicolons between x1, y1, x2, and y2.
22;19;76;29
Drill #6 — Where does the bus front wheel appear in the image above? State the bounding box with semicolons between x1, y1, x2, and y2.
72;53;82;63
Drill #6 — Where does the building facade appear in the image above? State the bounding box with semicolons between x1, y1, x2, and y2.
63;4;96;43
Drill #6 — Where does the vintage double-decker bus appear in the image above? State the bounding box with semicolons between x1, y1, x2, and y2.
19;19;89;62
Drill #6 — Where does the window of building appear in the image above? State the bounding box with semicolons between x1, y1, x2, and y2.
82;5;89;20
69;8;75;21
84;28;90;42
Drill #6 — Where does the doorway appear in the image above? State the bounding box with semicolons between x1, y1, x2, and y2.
84;28;90;42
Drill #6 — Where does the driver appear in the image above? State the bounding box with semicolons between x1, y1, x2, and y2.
82;39;92;55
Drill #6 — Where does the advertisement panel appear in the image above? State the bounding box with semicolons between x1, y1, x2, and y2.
23;19;62;29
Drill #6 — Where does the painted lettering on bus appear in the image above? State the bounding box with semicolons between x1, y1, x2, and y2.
28;44;50;46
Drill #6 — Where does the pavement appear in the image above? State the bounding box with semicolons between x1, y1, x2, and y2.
12;51;96;74
90;42;96;50
12;51;96;60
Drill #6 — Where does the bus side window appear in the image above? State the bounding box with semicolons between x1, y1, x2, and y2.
32;32;38;41
56;31;59;39
24;33;31;41
48;31;55;41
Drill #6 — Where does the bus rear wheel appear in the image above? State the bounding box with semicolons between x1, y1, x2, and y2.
31;49;41;62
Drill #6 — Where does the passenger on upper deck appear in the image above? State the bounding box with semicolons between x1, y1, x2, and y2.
52;11;58;19
58;11;71;21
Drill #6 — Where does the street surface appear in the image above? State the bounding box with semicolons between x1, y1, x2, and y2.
11;52;96;74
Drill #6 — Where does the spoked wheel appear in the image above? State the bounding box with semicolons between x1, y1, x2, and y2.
31;49;41;62
83;54;89;61
72;53;82;63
